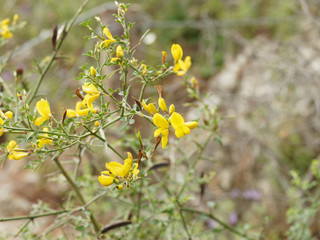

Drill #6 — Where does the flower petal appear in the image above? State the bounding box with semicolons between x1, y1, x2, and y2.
36;99;51;117
153;113;169;129
98;175;114;186
7;140;17;152
10;151;28;160
107;162;125;176
103;27;115;41
161;135;168;148
175;128;184;138
185;121;198;129
171;112;185;130
82;83;100;95
34;116;49;126
154;128;161;137
171;44;183;62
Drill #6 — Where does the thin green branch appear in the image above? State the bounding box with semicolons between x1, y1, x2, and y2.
182;208;256;240
53;154;100;234
0;210;67;222
27;0;90;104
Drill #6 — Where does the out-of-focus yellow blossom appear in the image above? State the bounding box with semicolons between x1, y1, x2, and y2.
82;82;100;108
36;127;53;148
140;64;147;74
90;66;97;77
175;56;191;76
158;97;167;112
34;99;51;126
67;101;97;118
110;45;124;63
45;56;51;62
171;44;183;63
98;152;140;189
5;111;13;119
12;14;19;26
142;100;158;115
7;140;28;160
171;44;191;76
101;27;116;48
0;118;4;137
153;113;169;149
117;184;124;190
0;18;13;39
170;112;198;138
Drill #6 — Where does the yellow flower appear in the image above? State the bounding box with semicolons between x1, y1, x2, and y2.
171;44;191;76
158;97;168;112
5;111;13;119
0;118;4;137
153;113;169;148
142;100;158;115
0;18;13;39
106;152;133;177
140;64;147;75
7;140;28;161
175;56;192;76
81;82;100;108
66;102;97;118
34;99;51;126
1;25;13;39
171;44;183;63
101;27;116;48
170;112;198;138
36;127;53;148
98;175;114;187
98;152;139;188
110;45;124;63
94;121;100;127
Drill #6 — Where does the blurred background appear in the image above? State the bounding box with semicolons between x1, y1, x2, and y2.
1;0;320;239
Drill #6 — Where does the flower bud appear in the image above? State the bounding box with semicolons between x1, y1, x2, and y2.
95;121;100;127
158;97;167;112
169;104;175;115
90;66;97;77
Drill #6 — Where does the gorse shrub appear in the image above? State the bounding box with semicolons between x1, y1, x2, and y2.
0;2;265;240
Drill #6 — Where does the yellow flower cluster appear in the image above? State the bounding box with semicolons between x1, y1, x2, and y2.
0;14;18;39
0;110;13;136
98;152;140;189
67;82;100;118
171;44;191;76
142;96;198;148
7;140;28;161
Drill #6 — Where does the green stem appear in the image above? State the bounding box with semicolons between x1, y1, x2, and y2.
177;132;214;198
27;0;90;104
175;196;192;239
182;208;256;240
139;82;147;102
82;124;125;160
53;155;100;234
0;210;67;222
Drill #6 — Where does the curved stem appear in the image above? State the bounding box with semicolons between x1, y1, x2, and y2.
53;155;100;234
